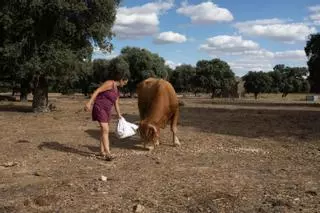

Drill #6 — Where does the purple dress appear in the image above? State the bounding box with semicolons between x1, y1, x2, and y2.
92;82;120;123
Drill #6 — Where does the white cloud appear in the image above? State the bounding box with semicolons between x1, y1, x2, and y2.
112;0;174;39
274;50;306;60
229;59;273;74
234;18;317;42
241;50;306;60
308;5;320;25
165;60;182;69
176;1;233;24
241;50;274;59
153;31;187;44
199;35;307;60
199;35;308;75
199;35;260;56
308;5;320;12
229;50;307;76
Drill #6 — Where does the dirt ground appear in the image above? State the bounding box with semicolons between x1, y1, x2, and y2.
0;94;319;213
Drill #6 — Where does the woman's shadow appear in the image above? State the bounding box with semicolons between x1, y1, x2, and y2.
38;130;148;158
83;129;148;152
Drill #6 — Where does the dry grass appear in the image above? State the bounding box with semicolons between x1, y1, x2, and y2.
0;94;319;213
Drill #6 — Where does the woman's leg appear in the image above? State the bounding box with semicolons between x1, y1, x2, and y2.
99;135;105;155
99;122;112;158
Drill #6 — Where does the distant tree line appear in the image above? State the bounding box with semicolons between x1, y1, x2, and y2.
77;51;238;99
1;43;318;102
242;65;310;99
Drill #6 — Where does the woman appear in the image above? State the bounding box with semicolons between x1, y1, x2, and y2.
85;74;128;161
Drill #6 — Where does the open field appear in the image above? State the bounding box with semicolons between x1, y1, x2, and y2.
0;94;319;212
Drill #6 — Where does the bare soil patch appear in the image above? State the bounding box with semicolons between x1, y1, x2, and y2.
0;95;319;212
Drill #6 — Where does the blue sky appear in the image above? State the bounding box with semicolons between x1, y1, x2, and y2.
92;0;320;76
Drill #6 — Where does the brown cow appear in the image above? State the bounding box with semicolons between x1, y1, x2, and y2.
136;77;181;149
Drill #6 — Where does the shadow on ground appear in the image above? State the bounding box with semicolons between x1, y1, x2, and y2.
179;106;320;142
84;130;147;151
0;104;33;112
121;113;140;123
38;141;92;157
198;99;320;108
116;106;320;142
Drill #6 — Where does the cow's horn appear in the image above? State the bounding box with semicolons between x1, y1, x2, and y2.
148;124;159;137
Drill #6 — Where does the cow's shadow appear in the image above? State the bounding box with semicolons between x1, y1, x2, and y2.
84;129;148;151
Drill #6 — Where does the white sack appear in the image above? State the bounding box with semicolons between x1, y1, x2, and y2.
116;117;138;139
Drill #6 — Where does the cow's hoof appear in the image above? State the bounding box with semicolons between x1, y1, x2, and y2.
174;143;181;147
174;138;181;147
146;146;154;151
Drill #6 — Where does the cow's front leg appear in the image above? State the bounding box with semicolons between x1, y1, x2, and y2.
171;111;181;147
172;131;180;147
171;125;180;146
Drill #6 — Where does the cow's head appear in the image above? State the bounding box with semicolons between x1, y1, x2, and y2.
138;121;159;143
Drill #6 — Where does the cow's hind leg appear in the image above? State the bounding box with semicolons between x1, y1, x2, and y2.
171;109;181;147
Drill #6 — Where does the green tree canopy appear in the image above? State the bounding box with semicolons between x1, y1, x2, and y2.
242;71;272;99
268;64;309;97
305;33;320;93
170;64;196;93
120;46;167;95
92;59;110;84
108;56;130;81
0;0;120;112
195;58;236;98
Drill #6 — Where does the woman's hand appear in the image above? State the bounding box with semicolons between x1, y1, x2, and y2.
117;113;122;119
115;97;122;119
84;102;92;112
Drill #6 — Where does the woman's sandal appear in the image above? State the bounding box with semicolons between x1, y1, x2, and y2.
104;154;115;161
95;152;106;157
101;152;107;157
95;152;115;161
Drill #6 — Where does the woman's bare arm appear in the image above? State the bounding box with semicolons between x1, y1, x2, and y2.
114;97;121;118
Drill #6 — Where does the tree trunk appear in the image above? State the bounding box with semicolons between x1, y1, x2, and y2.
20;77;31;102
211;89;216;99
82;86;88;97
20;92;28;102
32;75;49;113
11;81;16;96
254;93;258;100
